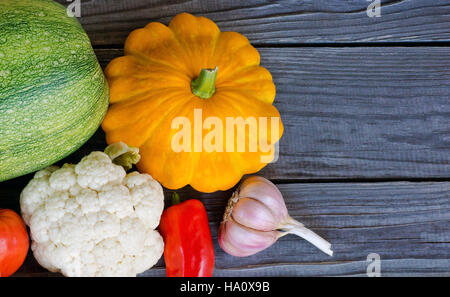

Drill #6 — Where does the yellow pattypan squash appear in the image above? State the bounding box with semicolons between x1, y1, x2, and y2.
102;13;284;193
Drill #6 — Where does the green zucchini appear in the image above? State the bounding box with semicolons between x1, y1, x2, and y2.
0;0;109;182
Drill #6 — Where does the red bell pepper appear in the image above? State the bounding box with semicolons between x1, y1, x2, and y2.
159;193;215;277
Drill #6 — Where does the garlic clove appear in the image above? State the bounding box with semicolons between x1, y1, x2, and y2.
218;222;249;257
238;176;288;222
218;219;279;257
231;197;278;231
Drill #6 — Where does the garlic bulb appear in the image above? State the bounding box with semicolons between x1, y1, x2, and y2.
218;176;333;257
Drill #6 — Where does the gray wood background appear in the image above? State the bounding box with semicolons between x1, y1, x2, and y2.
2;0;449;277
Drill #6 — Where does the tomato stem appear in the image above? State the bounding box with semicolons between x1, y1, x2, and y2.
191;66;218;99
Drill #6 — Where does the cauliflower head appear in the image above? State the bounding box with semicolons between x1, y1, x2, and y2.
20;149;165;277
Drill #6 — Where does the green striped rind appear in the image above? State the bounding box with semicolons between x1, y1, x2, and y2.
0;0;109;182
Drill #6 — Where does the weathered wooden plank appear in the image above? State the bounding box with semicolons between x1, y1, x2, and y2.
54;0;450;45
2;47;448;185
259;47;450;180
88;47;450;180
11;181;450;276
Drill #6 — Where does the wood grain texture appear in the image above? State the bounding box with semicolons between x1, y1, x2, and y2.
89;47;450;181
1;47;448;184
54;0;450;45
11;181;450;276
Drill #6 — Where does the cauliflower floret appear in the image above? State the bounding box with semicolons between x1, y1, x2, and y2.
75;152;125;191
49;164;77;191
20;166;59;224
20;148;165;277
125;172;164;229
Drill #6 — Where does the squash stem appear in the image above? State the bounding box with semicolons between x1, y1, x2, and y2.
191;66;218;99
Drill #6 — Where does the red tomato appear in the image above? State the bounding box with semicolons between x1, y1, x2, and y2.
0;209;29;277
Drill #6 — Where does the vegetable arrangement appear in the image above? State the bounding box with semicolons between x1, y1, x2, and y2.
0;0;109;182
159;193;215;277
0;5;332;277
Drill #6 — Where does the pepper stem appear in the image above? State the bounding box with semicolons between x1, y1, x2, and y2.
172;192;181;205
104;142;141;171
191;66;218;99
